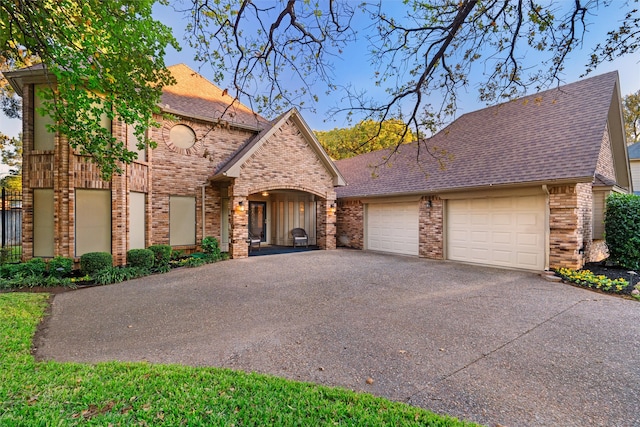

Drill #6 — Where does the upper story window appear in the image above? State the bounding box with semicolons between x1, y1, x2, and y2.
33;84;55;151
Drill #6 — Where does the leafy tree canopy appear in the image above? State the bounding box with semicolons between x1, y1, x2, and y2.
0;132;21;175
0;0;179;178
624;90;640;144
315;119;417;160
185;0;639;161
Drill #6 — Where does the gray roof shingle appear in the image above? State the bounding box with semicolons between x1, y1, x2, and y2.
335;72;619;198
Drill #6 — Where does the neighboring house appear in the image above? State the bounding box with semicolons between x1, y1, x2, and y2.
335;72;631;271
627;142;640;194
5;64;345;265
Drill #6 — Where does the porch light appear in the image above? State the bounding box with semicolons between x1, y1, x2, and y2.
330;202;336;214
262;191;269;197
237;201;245;212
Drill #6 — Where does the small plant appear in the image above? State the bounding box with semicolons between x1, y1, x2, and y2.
201;236;222;261
555;268;631;295
80;252;113;277
48;256;74;278
94;266;150;285
148;244;172;271
127;248;154;270
185;255;206;268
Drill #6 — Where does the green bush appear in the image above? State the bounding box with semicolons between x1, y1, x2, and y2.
201;236;222;262
48;256;74;278
94;266;149;285
604;193;640;270
16;258;47;278
148;244;172;270
80;252;113;277
126;248;154;270
0;263;19;279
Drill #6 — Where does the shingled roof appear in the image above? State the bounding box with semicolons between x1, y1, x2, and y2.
336;71;626;199
161;64;269;129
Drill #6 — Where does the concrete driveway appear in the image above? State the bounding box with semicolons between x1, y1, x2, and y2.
35;250;640;427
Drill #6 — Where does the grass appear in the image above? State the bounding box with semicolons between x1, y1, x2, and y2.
0;293;480;426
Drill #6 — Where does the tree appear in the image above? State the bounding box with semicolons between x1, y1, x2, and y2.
0;0;179;178
184;0;639;160
0;132;22;190
623;90;640;144
315;119;417;160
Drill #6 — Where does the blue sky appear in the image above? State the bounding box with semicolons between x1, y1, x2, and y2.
1;1;638;174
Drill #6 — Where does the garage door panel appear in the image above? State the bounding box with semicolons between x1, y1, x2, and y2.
447;196;545;270
366;202;419;256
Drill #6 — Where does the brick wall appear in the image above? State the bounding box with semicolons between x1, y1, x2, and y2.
419;196;444;259
336;200;363;249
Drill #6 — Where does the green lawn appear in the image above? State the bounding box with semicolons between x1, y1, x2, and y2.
0;293;481;426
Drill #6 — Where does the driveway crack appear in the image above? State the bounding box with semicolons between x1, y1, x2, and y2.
404;298;591;403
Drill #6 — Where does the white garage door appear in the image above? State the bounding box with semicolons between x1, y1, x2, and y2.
366;202;419;256
447;196;546;270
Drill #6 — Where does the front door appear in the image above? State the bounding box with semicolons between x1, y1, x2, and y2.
249;201;267;242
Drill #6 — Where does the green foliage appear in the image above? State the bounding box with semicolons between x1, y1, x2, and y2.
202;236;222;261
315;119;417;160
80;252;113;277
0;294;479;426
555;268;631;294
604;193;640;270
47;256;73;278
126;248;154;270
1;0;179;179
94;266;148;285
148;244;172;271
623;90;640;143
11;257;47;278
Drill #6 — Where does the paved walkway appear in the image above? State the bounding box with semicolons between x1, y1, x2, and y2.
35;250;640;426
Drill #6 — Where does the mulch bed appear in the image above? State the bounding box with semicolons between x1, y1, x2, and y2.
582;261;639;297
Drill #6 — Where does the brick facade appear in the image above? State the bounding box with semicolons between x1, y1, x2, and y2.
20;83;339;264
336;200;363;249
419;196;443;260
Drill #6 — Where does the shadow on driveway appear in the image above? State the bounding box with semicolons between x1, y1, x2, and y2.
35;250;640;427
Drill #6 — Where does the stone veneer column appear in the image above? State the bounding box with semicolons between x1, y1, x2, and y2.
419;196;444;259
229;194;249;259
548;184;587;269
315;198;337;250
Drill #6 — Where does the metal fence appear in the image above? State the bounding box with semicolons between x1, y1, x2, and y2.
1;188;22;263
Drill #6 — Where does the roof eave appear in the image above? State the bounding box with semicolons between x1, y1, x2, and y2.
336;176;595;200
159;105;264;133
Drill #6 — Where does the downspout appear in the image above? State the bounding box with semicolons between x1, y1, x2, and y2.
542;185;550;271
201;184;206;242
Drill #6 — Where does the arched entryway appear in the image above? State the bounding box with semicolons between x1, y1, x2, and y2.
247;189;318;247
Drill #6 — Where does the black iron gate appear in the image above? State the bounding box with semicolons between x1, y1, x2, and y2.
1;188;22;263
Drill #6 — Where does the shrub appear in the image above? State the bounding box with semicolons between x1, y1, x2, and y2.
19;258;47;278
127;248;154;270
0;263;20;279
48;256;74;278
201;236;221;261
604;193;640;270
148;245;172;270
94;266;149;285
80;252;113;277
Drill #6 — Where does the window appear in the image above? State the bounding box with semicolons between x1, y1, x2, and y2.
170;196;196;246
75;189;111;256
33;189;54;257
129;192;146;249
169;124;196;149
128;124;147;162
33;84;55;151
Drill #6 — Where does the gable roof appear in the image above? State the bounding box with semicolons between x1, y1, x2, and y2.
211;108;346;186
161;64;269;130
336;71;630;199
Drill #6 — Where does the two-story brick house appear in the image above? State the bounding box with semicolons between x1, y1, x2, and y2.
5;63;345;265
